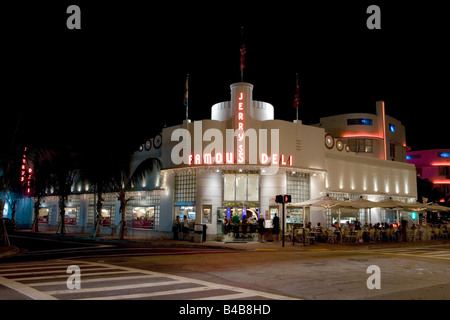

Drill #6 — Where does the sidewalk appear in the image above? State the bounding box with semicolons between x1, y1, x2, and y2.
8;229;448;253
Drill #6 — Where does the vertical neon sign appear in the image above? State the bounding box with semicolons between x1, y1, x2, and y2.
237;92;245;163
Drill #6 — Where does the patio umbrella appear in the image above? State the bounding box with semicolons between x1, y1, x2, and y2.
306;195;347;208
427;203;450;212
289;195;347;227
344;197;377;224
375;199;427;224
374;199;409;209
344;197;377;209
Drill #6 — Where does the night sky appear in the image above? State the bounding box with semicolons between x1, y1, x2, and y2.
2;1;449;155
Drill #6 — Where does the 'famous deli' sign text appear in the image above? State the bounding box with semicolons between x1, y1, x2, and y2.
170;92;293;167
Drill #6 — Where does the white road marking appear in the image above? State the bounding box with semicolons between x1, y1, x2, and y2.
29;274;159;287
13;270;135;281
0;276;58;300
78;286;216;300
194;292;256;300
45;279;185;295
1;259;301;300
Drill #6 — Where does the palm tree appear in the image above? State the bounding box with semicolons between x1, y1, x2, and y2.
113;155;161;240
28;148;54;233
0;145;25;246
44;146;81;235
77;145;119;238
77;141;161;240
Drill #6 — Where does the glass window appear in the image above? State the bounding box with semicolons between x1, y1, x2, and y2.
176;206;196;221
235;174;247;201
101;208;111;227
132;206;155;229
175;172;196;203
347;118;373;125
223;173;259;202
247;175;259;202
390;143;396;159
202;206;212;224
286;173;310;203
348;139;373;153
224;174;236;201
38;208;49;224
65;207;77;225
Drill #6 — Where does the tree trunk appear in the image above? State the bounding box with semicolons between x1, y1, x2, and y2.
94;191;103;238
118;190;127;240
0;199;10;246
58;196;66;235
32;196;41;233
119;201;126;240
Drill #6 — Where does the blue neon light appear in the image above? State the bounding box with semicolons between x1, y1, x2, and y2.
389;124;396;132
439;152;450;158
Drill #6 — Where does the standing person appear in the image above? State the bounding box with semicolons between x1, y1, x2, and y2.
231;214;240;238
272;213;280;242
182;216;190;240
173;215;181;240
241;215;248;236
257;215;265;243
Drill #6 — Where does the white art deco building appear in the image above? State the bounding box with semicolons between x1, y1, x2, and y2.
13;82;418;240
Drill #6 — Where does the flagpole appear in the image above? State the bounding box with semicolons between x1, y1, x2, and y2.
294;73;299;121
240;27;245;82
185;74;189;121
296;73;299;121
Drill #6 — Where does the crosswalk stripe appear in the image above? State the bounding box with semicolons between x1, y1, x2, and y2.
29;274;159;287
0;261;80;269
13;270;136;281
0;267;113;277
82;260;301;300
194;292;256;300
419;251;450;255
0;276;58;300
351;248;450;260
1;259;301;300
45;280;185;295
77;286;215;300
0;264;96;273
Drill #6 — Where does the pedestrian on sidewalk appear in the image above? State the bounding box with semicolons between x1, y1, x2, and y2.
272;213;280;243
173;215;181;240
258;215;265;243
182;216;190;240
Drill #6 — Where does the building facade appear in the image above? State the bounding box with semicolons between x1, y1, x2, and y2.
407;149;450;202
11;82;418;240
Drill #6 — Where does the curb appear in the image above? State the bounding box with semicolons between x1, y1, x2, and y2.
0;246;21;259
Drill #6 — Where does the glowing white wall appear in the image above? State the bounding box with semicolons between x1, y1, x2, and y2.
325;152;417;199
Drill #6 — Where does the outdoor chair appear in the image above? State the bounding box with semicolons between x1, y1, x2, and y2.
433;228;440;239
342;229;350;242
304;229;316;245
374;229;381;242
369;228;375;241
386;228;395;241
327;230;337;244
354;230;364;243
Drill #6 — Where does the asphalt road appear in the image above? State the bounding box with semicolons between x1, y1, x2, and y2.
3;232;235;262
1;232;450;304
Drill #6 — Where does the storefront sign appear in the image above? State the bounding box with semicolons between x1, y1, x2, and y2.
171;91;294;167
237;92;245;164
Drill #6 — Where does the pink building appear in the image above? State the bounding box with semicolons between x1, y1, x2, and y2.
407;149;450;202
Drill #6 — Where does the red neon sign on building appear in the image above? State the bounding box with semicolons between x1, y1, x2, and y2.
237;92;245;164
